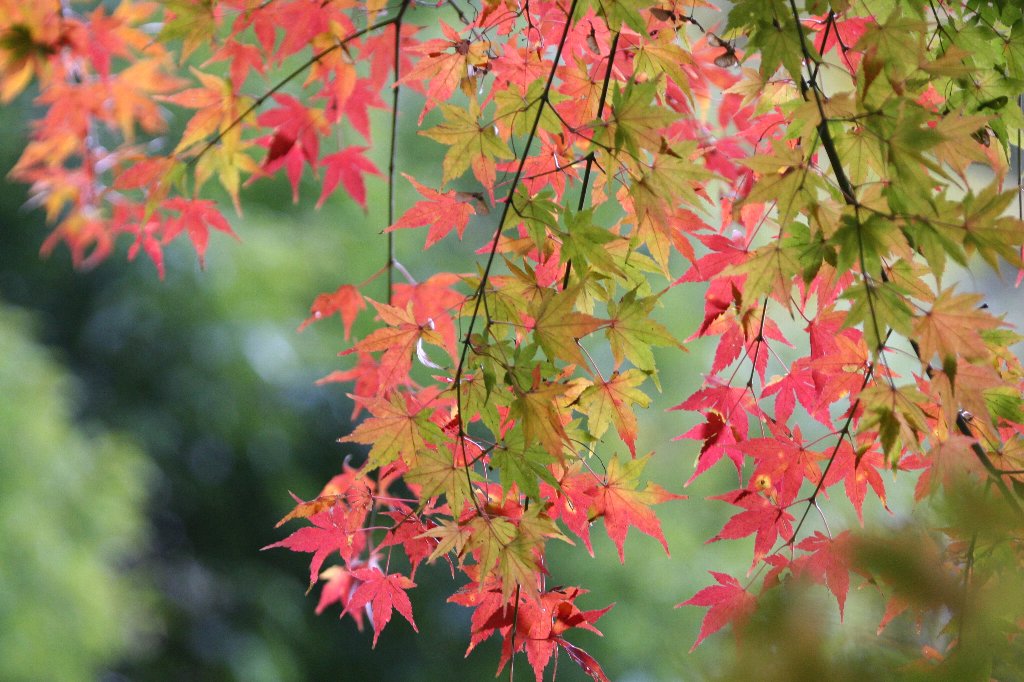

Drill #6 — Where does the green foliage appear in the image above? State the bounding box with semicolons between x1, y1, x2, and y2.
0;303;152;682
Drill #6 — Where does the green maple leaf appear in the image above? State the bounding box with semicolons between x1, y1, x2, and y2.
752;13;807;82
559;208;624;280
605;289;680;385
630;141;714;222
420;100;514;187
531;285;604;367
342;395;445;471
507;187;560;252
586;0;647;32
510;378;570;456
842;278;913;353
597;81;678;161
835;126;886;186
405;446;481;517
722;239;803;308
858;384;929;461
858;10;927;83
466;508;569;602
741;143;818;228
578;369;651;457
954;185;1024;270
494;78;564;137
491;429;559;500
632;30;692;99
830;213;911;277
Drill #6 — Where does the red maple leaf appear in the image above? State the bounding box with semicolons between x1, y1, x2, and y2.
385;173;478;249
315;564;365;631
822;440;889;522
204;39;265;92
317;146;381;209
392;272;466;356
732;426;825;505
263;502;368;588
542;462;602;553
589;455;685;562
298;283;365;336
160;197;238;267
679;571;757;651
344;567;418;646
793;531;853;619
709;488;794;565
256;93;330;201
316;351;380;418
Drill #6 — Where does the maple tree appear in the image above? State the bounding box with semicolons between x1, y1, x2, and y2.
5;0;1024;678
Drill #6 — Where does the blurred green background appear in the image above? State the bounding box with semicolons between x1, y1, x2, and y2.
3;13;1011;680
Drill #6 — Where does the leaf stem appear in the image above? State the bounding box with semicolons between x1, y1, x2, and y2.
453;0;581;443
562;29;621;290
185;12;404;170
387;0;412;304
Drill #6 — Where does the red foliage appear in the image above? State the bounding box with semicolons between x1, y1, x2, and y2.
6;0;1024;677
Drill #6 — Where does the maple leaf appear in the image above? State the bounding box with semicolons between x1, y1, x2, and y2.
491;428;558;501
578;369;651;457
822;440;889;523
252;95;332;202
298;284;366;336
732;427;825;505
419;100;514;189
316;351;380;419
344;299;445;393
263;502;368;588
342;392;445;471
679;571;757;652
541;462;602;553
949;185;1024;270
509;376;571;458
722;239;803;307
398;21;489;120
673;380;767;484
912;287;1002;366
392;272;467;356
530;286;604;367
205;39;265;93
596;80;679;160
385;174;478;249
466;507;570;602
590;454;684;562
317;146;382;209
315;565;365;629
159;197;238;267
604;289;680;381
345;567;418;647
405;443;481;518
159;67;243;155
709;488;794;566
793;531;853;619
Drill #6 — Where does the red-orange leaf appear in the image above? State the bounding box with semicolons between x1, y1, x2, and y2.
590;454;684;562
299;284;366;336
385;173;478;249
679;571;757;651
345;567;418;647
912;287;1001;365
344;299;444;393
